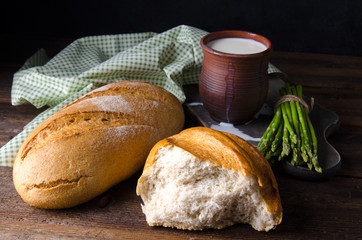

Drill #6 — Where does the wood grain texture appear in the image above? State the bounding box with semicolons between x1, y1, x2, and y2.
0;167;361;240
1;51;362;239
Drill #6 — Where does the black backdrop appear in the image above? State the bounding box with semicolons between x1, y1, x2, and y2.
1;0;362;60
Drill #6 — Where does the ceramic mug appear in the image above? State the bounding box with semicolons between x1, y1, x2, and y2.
199;30;272;124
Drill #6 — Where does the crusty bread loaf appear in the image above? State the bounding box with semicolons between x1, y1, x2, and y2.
13;80;184;209
136;127;282;231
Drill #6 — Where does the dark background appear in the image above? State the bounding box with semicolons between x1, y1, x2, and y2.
1;0;362;64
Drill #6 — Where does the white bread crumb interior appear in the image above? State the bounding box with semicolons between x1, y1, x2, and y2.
137;145;278;231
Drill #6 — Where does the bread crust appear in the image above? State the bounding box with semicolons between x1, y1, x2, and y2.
137;127;282;227
13;81;184;209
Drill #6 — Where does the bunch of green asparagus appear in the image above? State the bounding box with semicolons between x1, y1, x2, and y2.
257;83;322;173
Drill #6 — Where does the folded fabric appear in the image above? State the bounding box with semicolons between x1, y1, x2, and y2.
0;25;207;166
0;25;284;167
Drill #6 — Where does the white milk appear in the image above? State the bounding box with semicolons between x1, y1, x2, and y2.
207;37;267;54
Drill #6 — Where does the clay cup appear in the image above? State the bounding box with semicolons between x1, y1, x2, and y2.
199;30;272;124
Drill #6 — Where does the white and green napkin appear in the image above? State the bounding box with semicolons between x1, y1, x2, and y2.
0;25;283;167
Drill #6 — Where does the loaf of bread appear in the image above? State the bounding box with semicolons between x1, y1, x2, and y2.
136;127;282;231
13;80;184;209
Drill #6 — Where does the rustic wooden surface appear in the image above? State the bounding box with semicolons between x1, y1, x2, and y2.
1;48;362;239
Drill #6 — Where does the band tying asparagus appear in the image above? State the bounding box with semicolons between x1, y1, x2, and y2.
257;83;322;173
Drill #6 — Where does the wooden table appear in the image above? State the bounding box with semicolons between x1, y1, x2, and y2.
0;49;361;239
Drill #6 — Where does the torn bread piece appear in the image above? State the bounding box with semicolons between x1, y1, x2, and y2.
136;127;282;231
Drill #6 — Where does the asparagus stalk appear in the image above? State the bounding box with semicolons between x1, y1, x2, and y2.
258;107;282;154
297;85;322;173
271;119;283;152
287;84;300;136
279;123;290;160
280;100;298;145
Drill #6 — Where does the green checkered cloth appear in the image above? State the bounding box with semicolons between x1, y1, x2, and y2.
0;25;283;167
0;25;207;166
